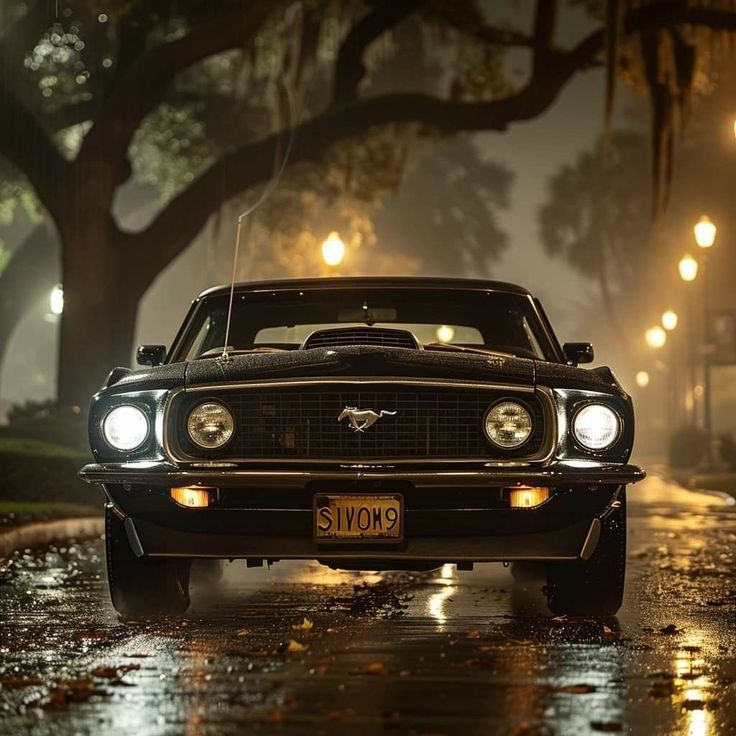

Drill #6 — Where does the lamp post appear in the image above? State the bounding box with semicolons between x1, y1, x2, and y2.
661;310;679;424
693;215;716;463
678;255;699;426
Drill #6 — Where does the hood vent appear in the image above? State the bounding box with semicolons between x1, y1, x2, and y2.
302;326;420;350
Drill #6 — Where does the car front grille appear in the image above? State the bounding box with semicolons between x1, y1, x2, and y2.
172;382;548;461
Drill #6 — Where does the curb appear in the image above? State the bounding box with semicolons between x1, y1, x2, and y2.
0;516;104;561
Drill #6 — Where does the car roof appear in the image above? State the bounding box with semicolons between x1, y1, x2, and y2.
197;277;533;300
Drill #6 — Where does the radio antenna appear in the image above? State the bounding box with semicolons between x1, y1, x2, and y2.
220;79;299;362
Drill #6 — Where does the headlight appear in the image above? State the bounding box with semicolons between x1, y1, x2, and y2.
572;404;620;450
102;405;149;451
187;402;234;449
484;401;533;449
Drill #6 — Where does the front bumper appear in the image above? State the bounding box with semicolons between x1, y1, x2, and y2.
81;460;642;563
79;460;645;487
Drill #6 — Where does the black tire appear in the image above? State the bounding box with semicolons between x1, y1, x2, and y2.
545;488;627;617
105;505;191;618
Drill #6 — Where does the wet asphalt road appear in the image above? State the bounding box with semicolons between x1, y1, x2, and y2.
1;475;736;735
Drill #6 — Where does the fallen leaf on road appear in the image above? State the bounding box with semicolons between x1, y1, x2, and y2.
0;676;44;689
284;639;307;653
293;618;314;632
658;624;682;635
549;683;597;694
351;662;387;676
41;678;110;710
90;664;140;679
467;629;482;639
591;721;623;732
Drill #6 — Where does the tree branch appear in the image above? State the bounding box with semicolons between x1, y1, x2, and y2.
80;1;288;166
333;0;427;103
0;87;69;217
128;45;596;286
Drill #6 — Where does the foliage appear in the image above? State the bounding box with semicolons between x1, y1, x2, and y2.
539;130;650;286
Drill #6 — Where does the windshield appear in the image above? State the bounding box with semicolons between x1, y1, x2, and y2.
172;288;559;362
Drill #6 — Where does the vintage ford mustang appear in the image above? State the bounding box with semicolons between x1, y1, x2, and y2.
80;277;644;617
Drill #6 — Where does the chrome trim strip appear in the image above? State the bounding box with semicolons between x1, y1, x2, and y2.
184;376;536;393
162;378;557;465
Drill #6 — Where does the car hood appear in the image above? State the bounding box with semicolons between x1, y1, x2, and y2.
102;346;623;397
184;346;536;387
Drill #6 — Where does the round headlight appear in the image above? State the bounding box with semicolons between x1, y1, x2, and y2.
484;401;533;449
573;404;620;450
187;402;234;449
102;405;149;451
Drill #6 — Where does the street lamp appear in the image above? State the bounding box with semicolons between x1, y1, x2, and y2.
693;215;716;248
49;285;64;315
645;325;667;349
661;310;678;331
693;215;716;464
635;370;650;388
678;254;698;282
321;231;345;268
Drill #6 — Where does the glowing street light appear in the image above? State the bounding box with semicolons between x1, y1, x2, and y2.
321;231;345;267
435;325;455;343
645;325;667;349
661;309;678;331
49;285;64;315
678;254;698;282
693;215;716;249
635;370;650;388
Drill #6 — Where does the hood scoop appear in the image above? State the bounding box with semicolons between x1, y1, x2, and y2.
302;326;420;351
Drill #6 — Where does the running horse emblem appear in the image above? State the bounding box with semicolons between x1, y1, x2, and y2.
338;406;397;432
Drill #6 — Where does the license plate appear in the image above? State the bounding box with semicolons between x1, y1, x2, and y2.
314;494;403;541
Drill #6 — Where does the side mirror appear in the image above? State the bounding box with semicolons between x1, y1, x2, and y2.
136;345;167;367
563;342;594;366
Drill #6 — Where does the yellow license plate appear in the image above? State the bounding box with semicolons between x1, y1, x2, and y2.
314;494;403;541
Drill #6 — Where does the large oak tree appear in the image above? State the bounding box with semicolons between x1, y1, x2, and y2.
2;0;736;406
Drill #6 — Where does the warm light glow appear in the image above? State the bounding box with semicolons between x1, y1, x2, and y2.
49;285;64;315
694;384;704;398
508;486;550;509
321;231;345;267
427;564;455;627
436;325;455;343
635;370;650;388
694;215;716;248
661;310;678;331
170;486;213;508
679;254;699;282
645;325;667;349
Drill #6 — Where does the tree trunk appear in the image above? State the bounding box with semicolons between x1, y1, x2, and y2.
56;164;140;409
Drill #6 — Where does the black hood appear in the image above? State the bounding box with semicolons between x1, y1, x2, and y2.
184;346;535;386
100;346;624;398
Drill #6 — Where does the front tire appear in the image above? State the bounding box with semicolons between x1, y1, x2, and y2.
105;505;191;618
545;489;627;617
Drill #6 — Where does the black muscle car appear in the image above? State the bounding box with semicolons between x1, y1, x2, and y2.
80;277;645;618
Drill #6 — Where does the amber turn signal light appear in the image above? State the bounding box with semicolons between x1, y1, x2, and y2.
507;486;550;509
170;486;214;508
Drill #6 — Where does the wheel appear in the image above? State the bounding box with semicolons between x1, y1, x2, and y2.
105;505;191;618
545;488;627;617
